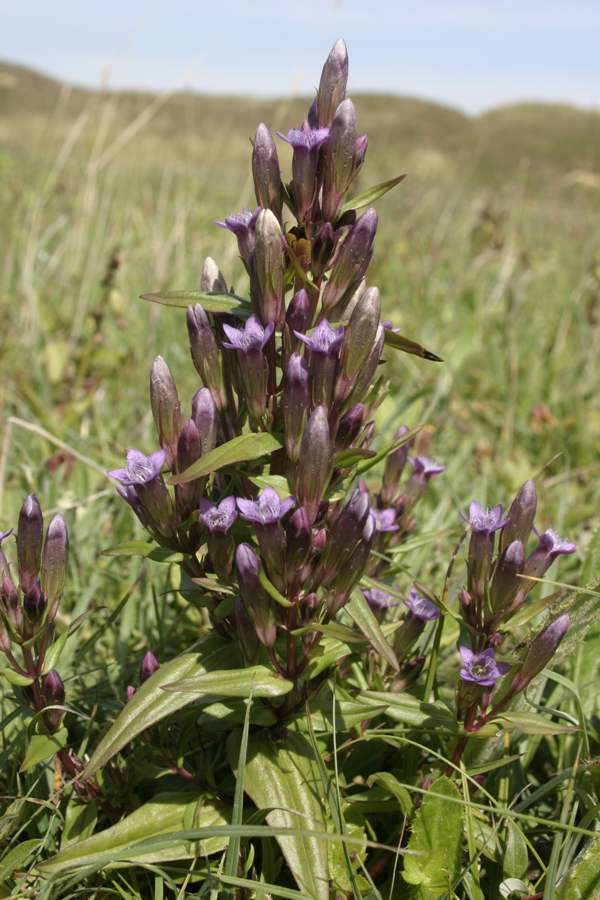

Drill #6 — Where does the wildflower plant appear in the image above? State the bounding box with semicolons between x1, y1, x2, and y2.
0;39;590;899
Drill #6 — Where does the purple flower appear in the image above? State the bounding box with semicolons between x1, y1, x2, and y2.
198;497;238;534
237;488;295;525
108;449;166;486
371;507;399;533
535;529;576;559
294;319;344;356
459;646;510;687
277;126;330;151
465;501;510;535
409;456;445;481
405;586;440;621
216;207;260;238
140;650;160;683
222;315;274;354
363;588;400;610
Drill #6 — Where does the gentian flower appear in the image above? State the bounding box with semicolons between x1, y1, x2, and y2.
216;207;259;269
363;588;399;610
237;489;295;589
519;528;576;599
277;125;330;223
459;646;510;687
534;529;576;559
198;497;238;534
108;449;166;486
465;501;510;535
222;316;274;354
404;586;440;621
295;319;344;406
371;507;399;533
409;456;445;482
222;316;274;420
294;319;344;355
237;488;295;525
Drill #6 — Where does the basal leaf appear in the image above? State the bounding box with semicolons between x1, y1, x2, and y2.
83;633;236;777
140;290;252;316
339;174;406;215
402;775;463;897
163;665;293;698
556;837;600;899
232;730;330;899
41;792;229;873
170;432;282;484
346;590;400;672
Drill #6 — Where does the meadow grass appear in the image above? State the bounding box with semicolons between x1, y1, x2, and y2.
1;62;600;896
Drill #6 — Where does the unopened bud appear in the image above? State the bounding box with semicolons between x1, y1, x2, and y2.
514;614;570;690
322;209;377;315
149;356;182;465
235;596;260;665
253;209;286;327
297;406;332;524
139;650;160;683
311;222;336;280
252;123;282;219
235;543;276;647
186;305;227;410
336;403;365;447
321;488;370;585
316;38;349;128
283;354;311;462
199;256;228;293
286;288;313;340
322;99;357;220
191;388;218;455
41;515;68;611
490;540;524;617
500;480;537;552
42;669;65;733
17;494;43;592
345;323;384;407
340;286;381;381
23;581;46;625
286;507;312;572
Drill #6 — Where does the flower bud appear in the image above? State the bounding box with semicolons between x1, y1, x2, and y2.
186;305;227;410
235;543;276;648
283;354;311;462
41;515;68;612
42;670;65;733
316;38;349;128
23;581;46;626
285;289;313;342
345;323;384;407
320;488;370;585
354;134;368;171
322;99;357;220
199;256;228;293
336;403;365;447
297;406;332;524
311;222;336;280
489;540;524;618
191;388;217;455
139;650;160;683
252;123;282;219
500;480;537;553
340;286;381;382
513;614;570;690
235;596;260;665
17;494;43;591
520;529;576;598
174;419;204;517
381;426;412;503
330;512;375;601
253;209;285;327
149;356;182;465
286;507;312;573
322;209;378;315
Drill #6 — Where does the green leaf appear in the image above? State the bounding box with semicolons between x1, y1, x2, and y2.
0;839;39;885
503;822;528;880
402;776;463;897
556;837;600;899
41;792;229;873
581;527;600;586
233;731;330;899
20;727;68;772
100;540;182;562
339;174;406;215
223;687;254;886
249;474;291;498
492;711;578;736
41;626;71;674
383;328;443;362
359;690;458;732
83;633;236;777
171;432;283;485
140;290;252;316
61;800;98;850
346;590;400;672
333;448;376;468
367;772;413;817
0;667;34;686
163;665;293;698
355;426;421;477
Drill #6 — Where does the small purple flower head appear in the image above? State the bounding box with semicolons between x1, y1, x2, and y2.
277;126;330;153
108;449;166;486
535;529;576;559
459;646;510;687
370;507;399;533
405;586;440;621
363;588;400;610
216;207;260;238
237;488;295;525
409;456;445;481
222;315;274;354
295;319;344;356
139;650;160;684
465;501;510;535
198;497;238;534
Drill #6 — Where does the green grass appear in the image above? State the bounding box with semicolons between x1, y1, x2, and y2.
1;61;600;897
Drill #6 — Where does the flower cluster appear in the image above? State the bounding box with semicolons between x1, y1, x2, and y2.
108;40;444;686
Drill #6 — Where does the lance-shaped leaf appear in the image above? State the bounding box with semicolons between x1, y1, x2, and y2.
339;173;406;216
170;432;282;485
402;776;463;897
140;290;252;316
163;665;292;698
384;328;443;361
83;634;237;777
41;792;229;873
346;589;400;672
556;837;600;899
359;690;458;732
230;730;330;899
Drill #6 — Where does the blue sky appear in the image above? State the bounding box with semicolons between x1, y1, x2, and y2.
3;0;599;113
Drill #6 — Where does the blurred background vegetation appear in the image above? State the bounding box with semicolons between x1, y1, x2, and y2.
0;59;598;665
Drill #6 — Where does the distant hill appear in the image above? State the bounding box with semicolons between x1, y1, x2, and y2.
1;60;599;188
